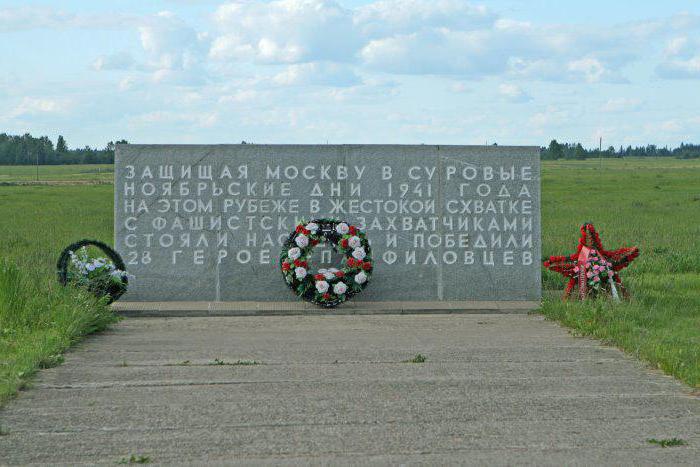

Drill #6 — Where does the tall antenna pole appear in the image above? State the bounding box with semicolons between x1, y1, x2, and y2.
36;150;39;181
599;136;602;171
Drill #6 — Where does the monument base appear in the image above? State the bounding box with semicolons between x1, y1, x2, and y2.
112;300;540;317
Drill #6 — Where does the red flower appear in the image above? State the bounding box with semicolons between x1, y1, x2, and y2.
311;239;319;246
347;258;356;267
281;262;291;271
322;293;331;300
340;238;348;248
293;259;302;267
295;225;304;233
302;228;310;235
314;274;324;280
362;261;372;271
349;226;357;235
300;261;308;268
335;271;345;278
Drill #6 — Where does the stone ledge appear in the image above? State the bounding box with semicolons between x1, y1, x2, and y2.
112;300;540;317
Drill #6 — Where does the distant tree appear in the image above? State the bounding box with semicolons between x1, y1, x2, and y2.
56;135;68;153
548;140;563;160
574;143;586;160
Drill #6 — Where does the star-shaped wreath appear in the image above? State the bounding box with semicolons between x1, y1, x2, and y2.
543;223;639;301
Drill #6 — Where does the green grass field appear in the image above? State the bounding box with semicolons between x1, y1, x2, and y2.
540;158;700;387
0;164;113;183
0;159;698;405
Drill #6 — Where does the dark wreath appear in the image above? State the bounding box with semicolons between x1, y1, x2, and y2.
57;239;128;303
280;218;373;308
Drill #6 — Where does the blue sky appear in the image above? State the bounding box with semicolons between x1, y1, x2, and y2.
1;0;699;149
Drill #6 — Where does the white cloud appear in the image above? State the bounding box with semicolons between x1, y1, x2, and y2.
6;1;700;148
656;35;700;79
10;97;65;117
498;83;531;103
567;57;612;83
449;82;471;93
660;120;683;132
273;62;360;87
139;12;208;80
93;52;136;71
0;6;133;31
357;9;639;82
665;37;691;57
530;106;578;130
210;0;359;63
325;78;399;102
118;76;138;92
130;110;218;128
602;97;642;113
218;89;261;105
361;28;512;76
354;0;495;37
92;11;209;85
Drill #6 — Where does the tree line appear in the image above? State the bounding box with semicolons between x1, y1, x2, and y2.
541;140;700;160
0;133;128;165
1;132;699;165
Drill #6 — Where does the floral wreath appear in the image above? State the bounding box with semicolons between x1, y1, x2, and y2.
280;219;372;308
57;239;130;303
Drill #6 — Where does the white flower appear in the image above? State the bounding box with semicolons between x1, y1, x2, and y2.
288;247;301;260
315;280;329;293
323;271;336;280
335;222;349;235
295;234;309;248
306;222;319;233
86;263;96;272
294;267;307;279
348;236;362;248
333;282;348;295
318;268;328;274
328;268;339;273
352;247;366;261
354;271;367;284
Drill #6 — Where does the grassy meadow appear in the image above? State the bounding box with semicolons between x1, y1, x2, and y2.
0;164;113;183
0;159;698;405
541;157;700;387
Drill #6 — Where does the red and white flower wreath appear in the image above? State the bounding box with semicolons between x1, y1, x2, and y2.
280;218;373;308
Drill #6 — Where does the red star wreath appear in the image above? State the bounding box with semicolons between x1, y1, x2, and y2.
544;223;639;301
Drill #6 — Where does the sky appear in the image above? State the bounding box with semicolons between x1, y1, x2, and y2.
1;0;699;149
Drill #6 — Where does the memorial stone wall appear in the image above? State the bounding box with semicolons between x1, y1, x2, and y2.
115;144;541;304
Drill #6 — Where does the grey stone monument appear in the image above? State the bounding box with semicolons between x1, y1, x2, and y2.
114;145;540;314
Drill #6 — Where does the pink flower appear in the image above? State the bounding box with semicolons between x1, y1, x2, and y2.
586;272;593;278
573;266;580;273
608;271;614;277
593;276;600;282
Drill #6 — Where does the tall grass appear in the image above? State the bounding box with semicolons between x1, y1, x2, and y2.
0;184;115;404
0;262;116;404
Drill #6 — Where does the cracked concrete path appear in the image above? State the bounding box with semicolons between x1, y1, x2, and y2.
1;314;698;465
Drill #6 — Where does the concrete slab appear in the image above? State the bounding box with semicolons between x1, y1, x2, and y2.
112;300;540;316
0;314;697;465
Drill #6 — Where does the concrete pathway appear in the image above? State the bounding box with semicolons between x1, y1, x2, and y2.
1;315;698;465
